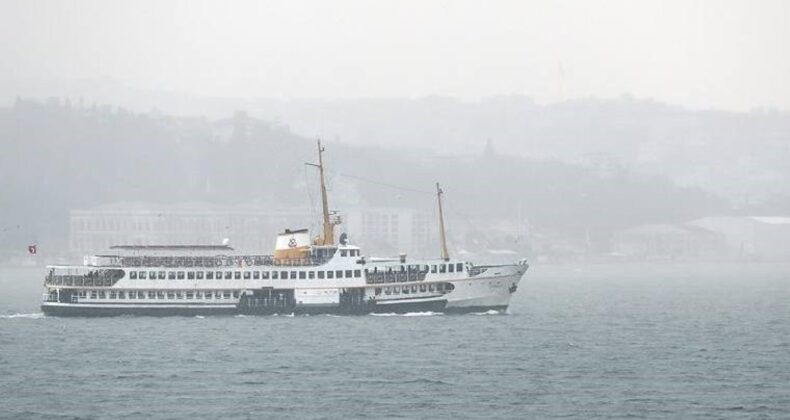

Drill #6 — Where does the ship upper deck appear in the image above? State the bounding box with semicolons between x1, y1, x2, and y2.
79;244;355;268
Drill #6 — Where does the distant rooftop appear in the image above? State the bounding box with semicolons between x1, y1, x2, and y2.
749;217;790;225
109;245;235;251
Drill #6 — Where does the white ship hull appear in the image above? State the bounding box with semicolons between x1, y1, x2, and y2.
444;264;523;312
40;256;527;316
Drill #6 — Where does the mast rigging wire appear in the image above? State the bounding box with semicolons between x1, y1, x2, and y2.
334;172;434;195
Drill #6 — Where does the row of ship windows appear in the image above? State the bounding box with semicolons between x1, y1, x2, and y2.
381;283;448;295
125;262;465;281
73;290;242;300
128;269;363;281
338;249;361;257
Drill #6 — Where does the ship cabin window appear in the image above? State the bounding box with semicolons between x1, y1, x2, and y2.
288;271;295;280
186;291;194;299
130;271;137;279
440;264;446;273
272;271;279;279
177;271;185;280
98;291;106;299
334;270;342;278
215;271;222;279
456;263;463;272
158;271;165;279
402;286;409;294
340;250;348;257
110;291;118;299
233;291;240;298
139;271;147;279
234;272;241;280
345;270;352;278
411;285;417;293
243;271;251;280
168;272;176;280
147;291;155;299
206;271;214;280
429;284;435;292
223;291;231;299
205;291;213;299
299;271;306;279
281;271;288;279
128;291;136;299
252;271;260;279
448;264;455;273
354;270;361;278
197;271;204;280
384;287;391;295
431;265;437;273
137;291;145;299
187;271;195;280
167;291;175;299
224;271;232;280
437;283;444;292
149;271;156;279
318;271;325;279
90;291;98;299
157;291;165;299
393;287;400;294
327;271;334;279
262;271;269;279
308;271;315;279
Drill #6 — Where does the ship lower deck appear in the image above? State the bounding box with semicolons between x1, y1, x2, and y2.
40;300;509;317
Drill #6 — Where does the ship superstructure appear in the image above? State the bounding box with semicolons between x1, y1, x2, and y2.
41;141;528;316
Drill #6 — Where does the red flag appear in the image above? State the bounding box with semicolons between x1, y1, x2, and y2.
28;245;37;254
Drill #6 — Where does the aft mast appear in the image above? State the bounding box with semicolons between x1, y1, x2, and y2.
436;182;450;261
306;139;335;246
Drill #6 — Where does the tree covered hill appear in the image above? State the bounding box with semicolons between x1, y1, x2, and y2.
1;98;727;256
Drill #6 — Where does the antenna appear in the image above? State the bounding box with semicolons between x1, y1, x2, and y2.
436;182;450;261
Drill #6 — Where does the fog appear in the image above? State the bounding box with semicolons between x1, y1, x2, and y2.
3;0;790;110
1;0;789;265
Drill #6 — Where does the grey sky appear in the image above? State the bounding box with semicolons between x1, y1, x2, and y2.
1;0;788;111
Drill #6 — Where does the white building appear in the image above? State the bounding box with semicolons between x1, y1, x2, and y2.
341;207;437;258
69;202;314;255
69;203;438;258
688;216;790;259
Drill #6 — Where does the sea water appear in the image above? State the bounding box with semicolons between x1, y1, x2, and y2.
1;263;788;419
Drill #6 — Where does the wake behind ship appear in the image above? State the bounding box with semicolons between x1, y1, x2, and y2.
41;141;528;316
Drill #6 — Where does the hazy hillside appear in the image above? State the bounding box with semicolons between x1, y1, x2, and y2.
4;84;785;202
0;98;732;259
245;95;790;201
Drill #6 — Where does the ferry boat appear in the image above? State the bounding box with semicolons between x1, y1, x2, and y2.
40;141;528;316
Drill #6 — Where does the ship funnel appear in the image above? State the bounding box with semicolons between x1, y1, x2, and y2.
274;228;311;261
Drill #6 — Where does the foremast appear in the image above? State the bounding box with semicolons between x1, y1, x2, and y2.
306;139;336;246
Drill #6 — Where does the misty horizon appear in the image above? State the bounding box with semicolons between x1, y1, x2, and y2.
2;0;790;112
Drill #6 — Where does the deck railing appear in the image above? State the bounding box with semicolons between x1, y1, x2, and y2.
90;254;333;268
